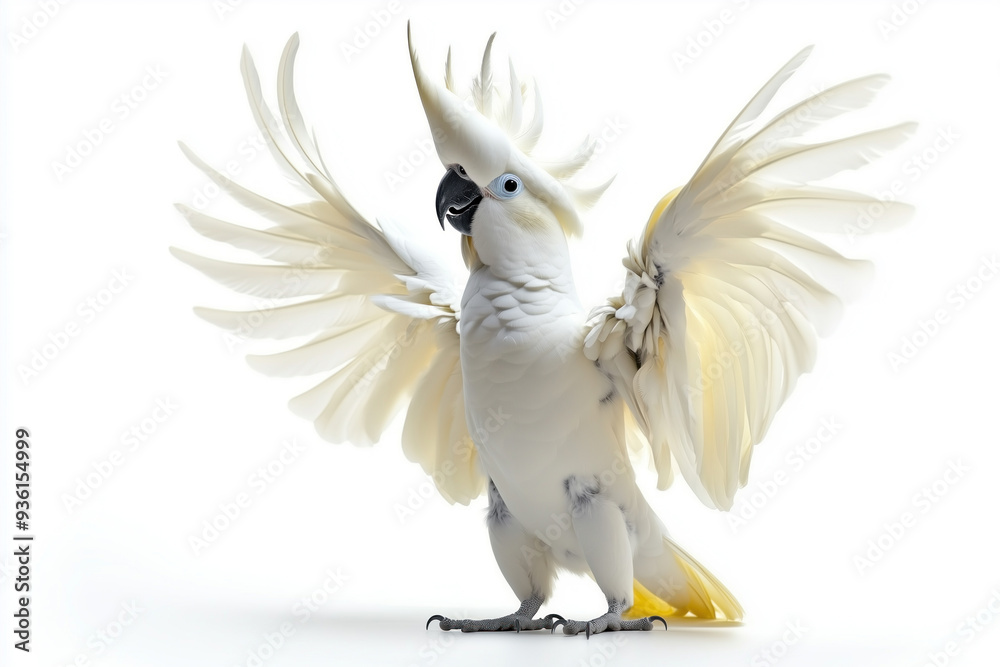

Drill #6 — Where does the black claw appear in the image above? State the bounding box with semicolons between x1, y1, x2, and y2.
544;613;565;623
650;615;668;631
514;618;521;633
551;618;567;634
586;622;592;639
426;614;445;630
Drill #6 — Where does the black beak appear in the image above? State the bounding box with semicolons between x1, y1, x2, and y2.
435;167;481;236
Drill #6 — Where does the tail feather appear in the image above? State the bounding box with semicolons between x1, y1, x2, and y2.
627;535;744;622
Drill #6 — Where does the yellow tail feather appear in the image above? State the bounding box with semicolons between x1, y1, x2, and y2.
624;578;684;619
625;536;745;623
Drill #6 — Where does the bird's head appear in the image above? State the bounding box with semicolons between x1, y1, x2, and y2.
407;25;610;266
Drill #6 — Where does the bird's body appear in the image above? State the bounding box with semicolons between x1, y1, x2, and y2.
459;196;719;621
175;27;911;635
461;230;634;583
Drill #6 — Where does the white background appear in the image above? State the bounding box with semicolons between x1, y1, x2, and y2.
3;1;1000;665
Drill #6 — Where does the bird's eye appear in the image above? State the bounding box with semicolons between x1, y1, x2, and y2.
453;164;469;179
488;173;523;199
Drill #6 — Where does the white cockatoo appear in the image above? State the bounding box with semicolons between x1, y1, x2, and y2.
174;27;912;635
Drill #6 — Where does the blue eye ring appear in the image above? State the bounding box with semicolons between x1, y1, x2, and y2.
487;173;523;199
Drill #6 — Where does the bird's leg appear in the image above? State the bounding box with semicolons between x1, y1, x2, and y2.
426;593;564;632
427;480;563;632
551;475;668;636
551;598;666;636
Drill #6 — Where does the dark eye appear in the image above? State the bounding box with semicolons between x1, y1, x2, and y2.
454;164;468;179
487;172;523;199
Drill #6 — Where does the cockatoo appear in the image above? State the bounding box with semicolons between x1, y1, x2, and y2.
173;26;912;635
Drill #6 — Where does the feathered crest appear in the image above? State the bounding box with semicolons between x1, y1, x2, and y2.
409;24;612;236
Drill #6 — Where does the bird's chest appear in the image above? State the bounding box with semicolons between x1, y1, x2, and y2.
458;273;600;469
461;289;573;371
459;273;581;394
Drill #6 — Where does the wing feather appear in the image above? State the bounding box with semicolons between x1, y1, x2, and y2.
192;294;378;340
587;49;911;509
175;36;484;504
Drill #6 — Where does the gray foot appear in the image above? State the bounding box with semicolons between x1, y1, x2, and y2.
426;594;564;633
427;612;564;632
552;609;667;637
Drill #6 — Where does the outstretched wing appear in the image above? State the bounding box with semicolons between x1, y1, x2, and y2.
585;47;913;510
172;34;485;505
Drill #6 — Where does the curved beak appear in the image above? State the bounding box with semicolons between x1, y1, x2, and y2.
435;168;482;236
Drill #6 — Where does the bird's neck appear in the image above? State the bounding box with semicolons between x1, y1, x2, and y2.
470;223;576;293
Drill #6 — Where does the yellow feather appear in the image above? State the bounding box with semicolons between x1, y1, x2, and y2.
643;187;683;248
624;579;682;619
625;578;745;626
625;535;745;623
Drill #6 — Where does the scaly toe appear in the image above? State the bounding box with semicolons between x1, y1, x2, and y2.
427;612;554;632
556;612;666;636
560;620;591;636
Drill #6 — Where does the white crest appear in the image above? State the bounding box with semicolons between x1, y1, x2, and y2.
407;23;612;237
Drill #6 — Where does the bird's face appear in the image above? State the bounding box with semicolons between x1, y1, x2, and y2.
410;28;592;249
435;162;558;239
